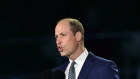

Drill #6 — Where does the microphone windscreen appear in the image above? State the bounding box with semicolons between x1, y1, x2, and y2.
41;70;52;79
52;70;65;79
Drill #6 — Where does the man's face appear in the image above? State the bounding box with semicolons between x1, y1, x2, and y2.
55;20;78;57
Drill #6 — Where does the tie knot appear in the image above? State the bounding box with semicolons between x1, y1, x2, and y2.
71;61;76;66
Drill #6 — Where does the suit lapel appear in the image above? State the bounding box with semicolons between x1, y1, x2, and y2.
78;52;95;79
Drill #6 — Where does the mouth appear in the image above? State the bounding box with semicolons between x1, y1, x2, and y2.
57;46;63;52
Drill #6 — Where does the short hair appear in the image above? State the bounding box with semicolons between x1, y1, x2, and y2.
57;18;84;44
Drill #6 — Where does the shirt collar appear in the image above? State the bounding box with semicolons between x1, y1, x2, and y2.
69;48;89;66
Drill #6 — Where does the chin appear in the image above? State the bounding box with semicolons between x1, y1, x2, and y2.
61;54;67;56
60;52;67;56
60;52;64;56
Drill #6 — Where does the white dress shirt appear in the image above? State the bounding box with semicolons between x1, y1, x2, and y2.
65;48;89;79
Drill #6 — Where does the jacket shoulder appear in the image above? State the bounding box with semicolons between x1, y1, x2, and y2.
89;52;116;65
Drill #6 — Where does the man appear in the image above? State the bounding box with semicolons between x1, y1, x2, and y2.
52;18;120;79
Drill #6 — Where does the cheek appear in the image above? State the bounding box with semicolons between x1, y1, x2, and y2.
68;39;77;47
63;36;77;46
64;39;72;45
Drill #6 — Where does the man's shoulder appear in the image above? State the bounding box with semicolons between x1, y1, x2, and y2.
95;55;115;64
89;52;117;66
87;52;120;79
89;52;118;72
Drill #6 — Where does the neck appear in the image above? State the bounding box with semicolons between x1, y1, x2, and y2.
68;45;85;61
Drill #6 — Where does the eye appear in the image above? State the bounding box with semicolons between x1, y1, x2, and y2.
62;33;66;36
61;33;66;36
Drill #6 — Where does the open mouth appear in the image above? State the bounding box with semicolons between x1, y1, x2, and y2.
58;46;63;52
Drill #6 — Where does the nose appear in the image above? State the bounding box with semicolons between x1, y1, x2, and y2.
56;38;62;45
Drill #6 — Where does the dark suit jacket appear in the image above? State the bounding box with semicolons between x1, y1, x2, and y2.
52;52;120;79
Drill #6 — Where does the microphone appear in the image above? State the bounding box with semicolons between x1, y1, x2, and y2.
52;70;65;79
41;70;52;79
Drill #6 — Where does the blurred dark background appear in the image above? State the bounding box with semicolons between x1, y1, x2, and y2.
0;0;139;79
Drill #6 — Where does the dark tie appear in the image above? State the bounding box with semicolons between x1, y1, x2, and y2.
68;61;76;79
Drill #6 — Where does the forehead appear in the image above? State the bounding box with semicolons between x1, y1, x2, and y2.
55;20;71;33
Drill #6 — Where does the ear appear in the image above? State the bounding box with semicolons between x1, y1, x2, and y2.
76;32;82;42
